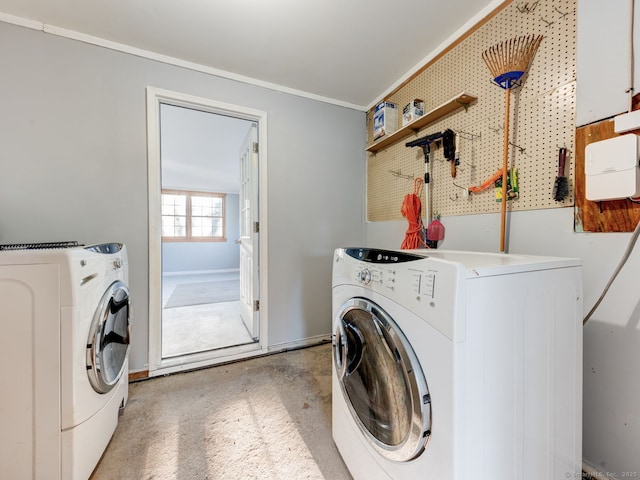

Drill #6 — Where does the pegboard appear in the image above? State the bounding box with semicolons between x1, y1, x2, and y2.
367;0;577;221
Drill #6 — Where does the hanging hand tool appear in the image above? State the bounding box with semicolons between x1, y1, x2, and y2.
482;34;544;252
494;168;519;201
406;131;444;248
454;131;460;174
442;129;456;178
406;131;445;169
553;147;568;202
468;169;504;194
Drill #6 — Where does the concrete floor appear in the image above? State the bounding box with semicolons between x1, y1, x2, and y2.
91;343;352;480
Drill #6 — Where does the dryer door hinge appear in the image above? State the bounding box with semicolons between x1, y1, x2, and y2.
253;300;260;311
253;142;259;154
253;221;260;233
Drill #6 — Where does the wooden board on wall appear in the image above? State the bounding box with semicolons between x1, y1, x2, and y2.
575;120;640;232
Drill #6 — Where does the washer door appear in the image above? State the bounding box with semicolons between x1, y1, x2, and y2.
333;297;431;462
86;280;131;394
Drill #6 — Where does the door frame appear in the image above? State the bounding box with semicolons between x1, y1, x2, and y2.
146;86;269;377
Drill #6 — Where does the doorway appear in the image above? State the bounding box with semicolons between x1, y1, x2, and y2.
146;87;268;376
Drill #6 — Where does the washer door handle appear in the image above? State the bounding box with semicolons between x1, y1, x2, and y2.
343;321;365;376
86;280;131;394
334;320;364;378
334;321;347;379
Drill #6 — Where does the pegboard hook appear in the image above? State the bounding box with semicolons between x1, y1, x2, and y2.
540;16;555;27
516;1;539;13
554;6;569;19
454;129;481;140
452;182;471;199
509;141;526;154
388;169;414;180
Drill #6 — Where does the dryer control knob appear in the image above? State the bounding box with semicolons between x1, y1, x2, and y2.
358;269;372;285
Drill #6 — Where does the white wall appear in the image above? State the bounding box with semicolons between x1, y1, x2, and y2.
575;2;640;474
0;22;366;372
576;0;640;126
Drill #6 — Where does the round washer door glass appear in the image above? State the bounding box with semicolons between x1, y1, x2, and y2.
87;280;131;394
334;297;431;462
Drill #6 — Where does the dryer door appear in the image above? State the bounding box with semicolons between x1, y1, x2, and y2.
87;280;131;394
334;297;431;462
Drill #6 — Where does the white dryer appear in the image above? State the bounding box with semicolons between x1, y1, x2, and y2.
332;247;583;480
0;242;130;480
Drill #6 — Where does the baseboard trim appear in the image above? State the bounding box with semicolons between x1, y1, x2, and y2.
128;335;332;382
267;334;332;353
128;370;149;382
582;460;605;479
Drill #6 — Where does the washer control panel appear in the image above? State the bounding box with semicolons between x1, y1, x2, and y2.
334;247;462;341
409;269;437;298
354;265;398;290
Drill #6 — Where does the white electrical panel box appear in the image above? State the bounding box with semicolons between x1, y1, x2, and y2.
614;110;640;133
585;134;640;201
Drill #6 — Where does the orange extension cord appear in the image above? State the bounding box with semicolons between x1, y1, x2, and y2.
401;178;428;249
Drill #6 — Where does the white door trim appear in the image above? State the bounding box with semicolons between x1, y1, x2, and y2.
146;86;269;377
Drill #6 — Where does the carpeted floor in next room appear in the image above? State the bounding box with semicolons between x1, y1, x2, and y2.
91;343;352;480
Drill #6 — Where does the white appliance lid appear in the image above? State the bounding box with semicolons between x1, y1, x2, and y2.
402;249;581;277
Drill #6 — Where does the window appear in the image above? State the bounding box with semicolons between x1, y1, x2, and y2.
161;189;226;242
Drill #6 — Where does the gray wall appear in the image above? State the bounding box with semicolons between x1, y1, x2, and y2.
0;22;366;371
162;194;240;273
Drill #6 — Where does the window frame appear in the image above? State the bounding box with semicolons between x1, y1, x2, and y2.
161;188;227;243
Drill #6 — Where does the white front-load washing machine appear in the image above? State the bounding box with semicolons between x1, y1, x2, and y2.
332;247;583;480
0;241;130;480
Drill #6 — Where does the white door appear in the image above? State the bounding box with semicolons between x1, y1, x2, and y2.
146;87;268;376
239;125;259;339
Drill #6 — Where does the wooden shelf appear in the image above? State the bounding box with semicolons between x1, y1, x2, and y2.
366;92;477;153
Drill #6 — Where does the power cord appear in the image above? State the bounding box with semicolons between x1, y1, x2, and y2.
400;178;428;250
583;217;640;324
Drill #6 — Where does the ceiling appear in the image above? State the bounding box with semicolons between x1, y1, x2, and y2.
0;0;501;109
160;105;253;194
